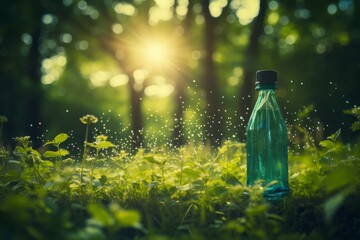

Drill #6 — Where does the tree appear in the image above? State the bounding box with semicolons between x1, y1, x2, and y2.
202;0;223;147
171;0;196;147
0;0;45;148
26;3;44;148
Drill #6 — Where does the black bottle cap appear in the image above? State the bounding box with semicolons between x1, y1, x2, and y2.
256;70;277;90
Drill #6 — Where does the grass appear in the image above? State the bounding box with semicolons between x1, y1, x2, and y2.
0;112;360;240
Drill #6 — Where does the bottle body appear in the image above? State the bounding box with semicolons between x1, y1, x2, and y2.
246;89;289;199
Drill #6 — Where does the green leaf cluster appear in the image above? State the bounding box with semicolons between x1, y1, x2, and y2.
0;124;360;239
43;133;70;159
344;107;360;132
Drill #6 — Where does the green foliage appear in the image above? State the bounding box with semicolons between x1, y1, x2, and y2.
344;107;360;132
13;136;54;184
87;135;115;151
1;120;360;239
43;133;70;160
88;203;142;229
319;128;341;149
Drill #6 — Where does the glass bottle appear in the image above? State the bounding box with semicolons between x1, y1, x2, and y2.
246;70;290;199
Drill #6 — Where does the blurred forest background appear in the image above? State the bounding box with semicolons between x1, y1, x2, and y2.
0;0;359;150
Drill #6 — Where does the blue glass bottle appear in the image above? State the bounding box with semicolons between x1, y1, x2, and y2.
246;70;290;199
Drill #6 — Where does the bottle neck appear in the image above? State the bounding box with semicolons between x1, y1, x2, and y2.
257;88;276;95
256;83;277;90
256;89;277;102
252;88;280;112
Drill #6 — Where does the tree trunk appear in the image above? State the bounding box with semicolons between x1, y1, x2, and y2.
127;74;144;149
172;75;186;147
100;37;145;150
171;0;195;147
202;0;223;147
27;8;43;148
238;0;268;141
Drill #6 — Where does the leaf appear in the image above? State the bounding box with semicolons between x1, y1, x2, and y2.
217;145;228;156
144;156;160;165
99;175;107;185
87;204;114;227
111;207;141;227
212;185;228;195
351;122;360;132
87;142;97;148
160;159;167;166
55;133;69;144
29;149;41;157
224;220;245;233
266;213;285;222
41;160;54;167
344;107;360;117
324;190;347;223
319;140;334;149
13;146;27;157
43;149;68;158
7;160;21;165
221;173;242;186
182;167;201;179
95;141;115;149
80;226;106;240
328;128;341;142
43;151;59;158
43;141;55;147
246;204;267;217
177;183;195;191
63;158;75;164
298;104;315;119
58;149;70;157
326;166;358;192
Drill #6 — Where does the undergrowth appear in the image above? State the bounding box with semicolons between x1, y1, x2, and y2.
0;109;359;240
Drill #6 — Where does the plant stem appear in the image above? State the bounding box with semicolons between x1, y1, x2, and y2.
179;157;184;186
226;146;230;182
33;157;45;185
56;144;62;161
161;166;165;182
79;124;90;206
90;149;99;191
80;123;90;185
179;148;185;186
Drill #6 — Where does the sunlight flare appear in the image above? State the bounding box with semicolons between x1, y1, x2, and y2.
143;39;172;65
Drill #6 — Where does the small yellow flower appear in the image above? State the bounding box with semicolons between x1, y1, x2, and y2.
95;135;108;142
80;115;98;125
15;136;31;142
